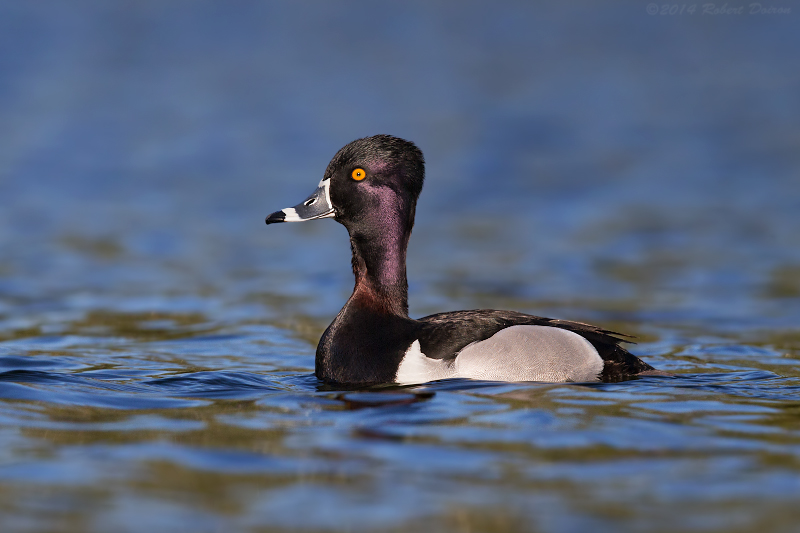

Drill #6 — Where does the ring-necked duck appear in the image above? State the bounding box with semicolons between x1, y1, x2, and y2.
266;135;655;385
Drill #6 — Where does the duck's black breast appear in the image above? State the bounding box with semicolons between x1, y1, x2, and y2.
416;310;653;382
316;296;420;385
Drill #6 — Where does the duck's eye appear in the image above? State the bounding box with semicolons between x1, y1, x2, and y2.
351;168;366;181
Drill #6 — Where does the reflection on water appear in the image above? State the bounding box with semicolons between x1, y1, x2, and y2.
1;1;800;532
1;310;799;531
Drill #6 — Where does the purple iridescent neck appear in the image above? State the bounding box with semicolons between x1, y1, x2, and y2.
344;187;414;317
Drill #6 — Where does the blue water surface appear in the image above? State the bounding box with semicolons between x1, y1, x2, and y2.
1;1;799;532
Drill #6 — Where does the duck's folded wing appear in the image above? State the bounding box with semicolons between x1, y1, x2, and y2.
416;309;653;382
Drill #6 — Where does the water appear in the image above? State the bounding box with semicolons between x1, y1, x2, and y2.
1;1;800;531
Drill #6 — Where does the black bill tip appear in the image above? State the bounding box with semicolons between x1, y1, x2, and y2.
265;210;286;225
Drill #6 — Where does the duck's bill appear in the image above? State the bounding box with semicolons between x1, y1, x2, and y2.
265;179;335;224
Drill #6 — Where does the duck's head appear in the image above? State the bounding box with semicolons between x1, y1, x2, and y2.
266;135;425;236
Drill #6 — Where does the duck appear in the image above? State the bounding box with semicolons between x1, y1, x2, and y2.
266;135;656;386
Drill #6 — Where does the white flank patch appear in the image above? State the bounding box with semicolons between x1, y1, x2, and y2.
395;340;454;385
454;326;603;382
397;327;605;385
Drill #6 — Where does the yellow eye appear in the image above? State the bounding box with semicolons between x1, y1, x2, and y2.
351;168;366;181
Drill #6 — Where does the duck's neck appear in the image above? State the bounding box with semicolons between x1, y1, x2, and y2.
348;223;410;318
